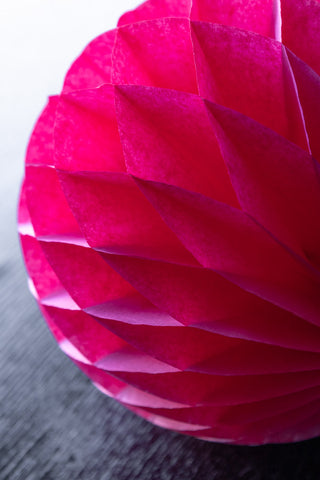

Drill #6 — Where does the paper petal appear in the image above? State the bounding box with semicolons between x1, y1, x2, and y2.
136;386;320;428
63;30;116;93
58;169;197;265
54;86;125;172
112;18;198;94
85;293;182;327
25;165;81;237
19;233;63;302
115;85;238;206
25;96;59;166
191;22;305;145
282;0;320;76
111;369;320;406
87;271;320;353
86;313;320;374
191;0;276;38
205;100;320;269
135;177;320;325
43;305;127;364
39;239;134;309
118;0;191;26
287;49;320;163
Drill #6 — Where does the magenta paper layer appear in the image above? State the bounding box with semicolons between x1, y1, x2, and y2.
18;0;320;445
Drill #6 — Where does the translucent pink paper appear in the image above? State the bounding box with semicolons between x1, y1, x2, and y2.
18;0;320;445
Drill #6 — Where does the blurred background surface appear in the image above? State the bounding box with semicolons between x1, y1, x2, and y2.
1;1;320;479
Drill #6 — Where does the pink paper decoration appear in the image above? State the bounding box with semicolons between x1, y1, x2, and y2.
18;0;320;445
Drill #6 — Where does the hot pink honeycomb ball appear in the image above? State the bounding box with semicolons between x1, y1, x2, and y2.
19;0;320;444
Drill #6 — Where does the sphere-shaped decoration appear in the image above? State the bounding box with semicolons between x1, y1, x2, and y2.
19;0;320;444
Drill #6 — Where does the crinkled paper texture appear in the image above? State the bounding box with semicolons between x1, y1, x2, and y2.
19;0;320;445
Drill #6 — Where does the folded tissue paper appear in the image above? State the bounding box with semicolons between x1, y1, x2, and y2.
18;0;320;444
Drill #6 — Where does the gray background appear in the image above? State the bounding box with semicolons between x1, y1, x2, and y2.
1;1;320;478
